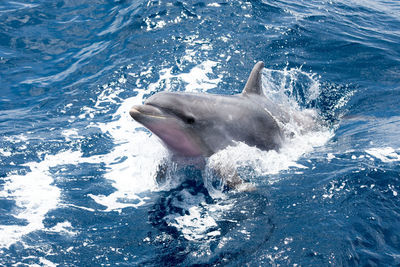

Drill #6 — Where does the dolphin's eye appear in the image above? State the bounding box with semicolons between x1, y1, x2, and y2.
186;117;195;124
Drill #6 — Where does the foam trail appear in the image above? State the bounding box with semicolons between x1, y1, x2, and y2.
0;151;80;248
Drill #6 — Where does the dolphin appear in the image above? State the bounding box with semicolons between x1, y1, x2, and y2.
129;61;285;158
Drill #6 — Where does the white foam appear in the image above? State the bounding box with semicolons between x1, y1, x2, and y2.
143;9;201;32
87;92;167;211
327;153;335;161
0;151;80;248
48;221;78;237
0;114;165;246
323;180;347;199
141;60;220;93
207;128;332;185
3;133;28;142
166;205;218;241
61;128;80;141
164;190;233;241
0;148;11;157
0;136;163;248
207;3;221;7
365;147;400;163
38;258;58;267
262;67;320;108
388;184;398;197
179;60;221;92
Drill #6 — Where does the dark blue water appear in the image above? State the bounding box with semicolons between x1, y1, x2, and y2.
1;0;400;266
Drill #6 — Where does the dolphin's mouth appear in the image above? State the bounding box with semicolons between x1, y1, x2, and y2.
129;103;168;120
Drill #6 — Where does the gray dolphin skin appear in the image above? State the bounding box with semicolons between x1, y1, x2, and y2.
129;61;284;157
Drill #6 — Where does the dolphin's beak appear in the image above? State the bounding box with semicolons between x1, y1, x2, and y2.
129;105;142;119
129;104;166;121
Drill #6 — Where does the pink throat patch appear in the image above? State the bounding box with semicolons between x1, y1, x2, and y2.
147;122;203;157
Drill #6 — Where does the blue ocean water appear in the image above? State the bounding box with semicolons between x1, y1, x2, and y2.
1;0;400;265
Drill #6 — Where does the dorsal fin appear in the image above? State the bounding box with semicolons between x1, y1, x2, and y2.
242;61;264;96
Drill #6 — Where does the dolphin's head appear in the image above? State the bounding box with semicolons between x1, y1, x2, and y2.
130;92;221;157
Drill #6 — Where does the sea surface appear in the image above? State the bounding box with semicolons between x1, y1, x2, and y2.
1;0;400;266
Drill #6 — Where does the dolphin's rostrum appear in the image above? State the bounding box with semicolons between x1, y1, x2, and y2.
130;61;285;157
